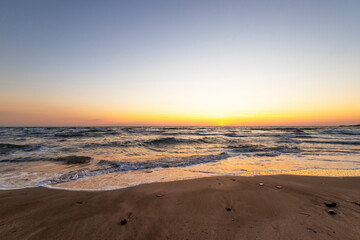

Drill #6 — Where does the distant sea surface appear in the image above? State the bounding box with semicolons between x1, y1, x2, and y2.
0;126;359;190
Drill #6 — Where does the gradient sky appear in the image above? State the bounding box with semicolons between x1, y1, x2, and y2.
1;0;360;126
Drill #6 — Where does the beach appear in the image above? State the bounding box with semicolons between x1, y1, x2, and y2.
2;0;360;239
0;175;359;240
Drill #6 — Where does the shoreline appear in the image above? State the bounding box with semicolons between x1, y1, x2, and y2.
36;167;360;192
1;175;359;239
3;167;359;192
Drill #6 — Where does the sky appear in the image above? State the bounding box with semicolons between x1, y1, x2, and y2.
0;0;359;126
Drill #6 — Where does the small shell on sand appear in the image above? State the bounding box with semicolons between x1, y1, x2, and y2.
276;186;282;189
328;209;336;215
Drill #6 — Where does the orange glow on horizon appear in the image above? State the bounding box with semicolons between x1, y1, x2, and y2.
1;107;359;126
1;92;359;126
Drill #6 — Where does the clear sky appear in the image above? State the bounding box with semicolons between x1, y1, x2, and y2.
1;0;359;126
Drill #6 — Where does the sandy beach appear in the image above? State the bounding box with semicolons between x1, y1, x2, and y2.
1;0;360;239
0;175;359;240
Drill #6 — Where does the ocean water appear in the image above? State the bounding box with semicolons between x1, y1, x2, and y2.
0;126;359;190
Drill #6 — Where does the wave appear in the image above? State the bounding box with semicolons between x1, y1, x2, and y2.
82;141;134;148
277;139;302;144
143;136;239;148
118;152;230;169
308;158;360;163
227;144;301;156
0;155;92;164
1;127;117;138
39;152;231;186
321;129;360;136
303;140;360;146
54;129;116;138
53;156;92;164
138;137;221;148
0;143;41;155
144;137;197;146
223;132;247;137
81;137;208;149
248;127;314;132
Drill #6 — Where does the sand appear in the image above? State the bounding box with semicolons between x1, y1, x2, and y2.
0;175;359;240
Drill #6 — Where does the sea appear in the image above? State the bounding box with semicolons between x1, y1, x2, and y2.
0;126;359;190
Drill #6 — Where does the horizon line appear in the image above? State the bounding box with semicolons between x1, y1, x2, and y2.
0;124;359;128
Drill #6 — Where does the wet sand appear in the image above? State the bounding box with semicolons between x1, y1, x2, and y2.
0;175;359;240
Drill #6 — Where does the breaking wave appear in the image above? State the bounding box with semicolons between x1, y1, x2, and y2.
39;152;230;186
